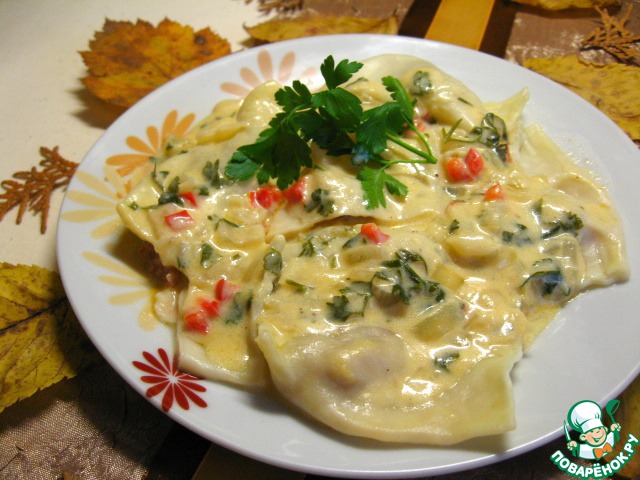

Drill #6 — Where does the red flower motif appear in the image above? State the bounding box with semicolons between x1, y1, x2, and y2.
133;348;207;412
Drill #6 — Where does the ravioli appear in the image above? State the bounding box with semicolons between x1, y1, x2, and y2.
254;226;524;443
117;54;629;443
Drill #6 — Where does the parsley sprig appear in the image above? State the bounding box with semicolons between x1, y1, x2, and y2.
225;56;437;209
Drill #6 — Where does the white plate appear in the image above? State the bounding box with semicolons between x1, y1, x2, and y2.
57;34;640;478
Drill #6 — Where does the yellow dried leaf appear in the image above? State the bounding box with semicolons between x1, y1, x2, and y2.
511;0;619;10
80;18;231;108
523;56;640;140
0;264;99;413
244;14;398;43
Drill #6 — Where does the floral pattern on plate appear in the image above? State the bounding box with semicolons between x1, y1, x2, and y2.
133;348;207;412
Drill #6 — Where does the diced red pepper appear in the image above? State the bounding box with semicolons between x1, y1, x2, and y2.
184;311;209;334
185;280;238;333
180;191;198;207
249;186;283;209
445;157;473;183
198;297;221;317
465;148;484;176
215;278;236;302
445;148;485;183
360;223;390;245
484;183;505;201
164;210;194;230
283;177;306;204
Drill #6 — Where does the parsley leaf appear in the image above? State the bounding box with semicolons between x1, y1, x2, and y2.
274;80;312;110
357;166;408;209
356;103;406;157
292;109;354;155
311;88;362;132
225;55;438;208
320;56;363;89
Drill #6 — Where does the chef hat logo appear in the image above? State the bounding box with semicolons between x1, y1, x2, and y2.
568;400;605;434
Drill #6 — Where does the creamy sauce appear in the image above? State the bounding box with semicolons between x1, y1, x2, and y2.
117;54;629;444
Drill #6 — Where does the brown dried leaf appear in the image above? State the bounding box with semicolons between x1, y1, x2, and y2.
523;55;640;139
510;0;619;10
0;264;100;413
0;147;78;234
582;5;640;63
245;13;398;43
245;0;303;14
80;18;231;108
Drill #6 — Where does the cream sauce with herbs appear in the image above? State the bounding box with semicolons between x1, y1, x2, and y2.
117;54;628;444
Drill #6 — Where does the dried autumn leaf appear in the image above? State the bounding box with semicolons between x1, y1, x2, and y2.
582;5;640;63
244;13;398;43
0;264;99;413
81;18;231;108
511;0;619;9
245;0;303;14
0;147;78;234
523;56;640;140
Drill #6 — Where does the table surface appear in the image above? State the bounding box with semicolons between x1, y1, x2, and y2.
1;1;638;479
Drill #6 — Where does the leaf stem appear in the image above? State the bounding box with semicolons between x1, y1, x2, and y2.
406;124;436;159
385;133;437;164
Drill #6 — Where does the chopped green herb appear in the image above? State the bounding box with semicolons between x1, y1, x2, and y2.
434;351;459;371
340;280;373;297
470;113;507;147
376;249;445;305
327;295;353;321
200;243;222;268
224;291;252;325
533;200;583;239
167;176;180;193
177;244;189;269
493;143;511;163
216;217;240;229
342;232;365;249
151;166;183;206
442;118;463;144
157;191;183;206
264;249;283;276
532;198;543;216
521;269;569;296
299;238;317;257
502;224;531;246
409;71;432;95
335;280;372;318
203;160;231;188
305;188;336;216
444;113;509;157
129;201;139;211
448;219;460;234
285;279;312;293
541;212;583;239
520;259;570;296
